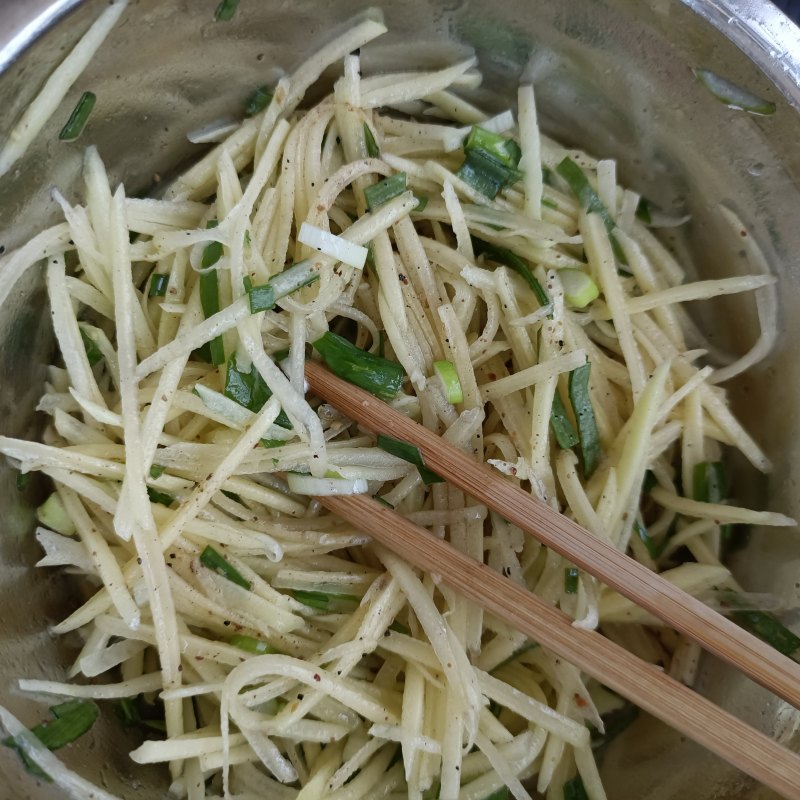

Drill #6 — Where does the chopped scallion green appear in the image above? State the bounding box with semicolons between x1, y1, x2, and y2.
80;328;103;367
563;775;590;800
245;85;273;117
550;390;579;449
693;68;776;115
413;194;429;212
463;126;521;167
634;518;663;560
146;486;174;507
312;331;405;401
559;268;599;309
247;282;276;313
59;91;96;141
364;173;407;210
214;0;240;21
377;433;443;485
290;589;360;612
148;273;169;297
693;461;731;542
722;592;800;657
149;464;165;479
433;360;463;404
363;122;380;158
635;197;652;224
457;147;522;199
569;363;602;477
564;567;580;594
224;355;292;428
200;545;251;589
230;634;278;654
16;471;29;491
472;237;550;308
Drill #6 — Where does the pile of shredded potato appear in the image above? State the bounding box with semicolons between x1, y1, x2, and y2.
0;5;795;800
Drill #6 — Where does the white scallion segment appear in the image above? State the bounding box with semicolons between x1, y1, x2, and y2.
2;19;789;798
0;0;128;178
285;473;369;496
298;222;368;269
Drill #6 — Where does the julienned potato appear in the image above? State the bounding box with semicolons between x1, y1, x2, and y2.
0;3;793;800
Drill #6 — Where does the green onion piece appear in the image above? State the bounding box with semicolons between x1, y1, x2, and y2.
559;268;599;309
245;85;273;117
16;471;30;491
223;356;292;428
693;68;776;115
221;489;244;503
148;273;169;297
260;438;284;449
563;775;589;800
569;363;602;477
149;464;165;479
464;126;521;167
364;122;380;158
114;696;166;733
247;283;276;313
388;620;410;635
724;594;800;657
291;589;360;612
376;433;443;485
229;634;277;654
199;545;251;589
564;567;580;594
59;91;96;141
4;700;99;781
115;697;139;727
556;156;628;266
146;486;174;507
364;173;407;210
542;197;559;210
542;166;556;186
642;469;657;495
550;390;579;449
37;493;75;536
312;331;405;401
634;518;663;560
457;147;522;199
481;788;510;800
472;237;550;308
413;194;429;212
272;348;290;362
693;461;731;542
80;328;103;367
199;234;225;365
214;0;240;21
635;197;653;224
433;360;463;404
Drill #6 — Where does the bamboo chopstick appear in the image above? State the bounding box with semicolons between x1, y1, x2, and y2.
305;360;800;711
318;492;800;800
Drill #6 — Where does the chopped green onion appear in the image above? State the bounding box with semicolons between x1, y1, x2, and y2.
16;471;30;491
693;68;776;115
563;775;590;800
247;259;319;313
556;156;628;266
377;433;443;485
634;518;663;560
542;166;556;186
413;194;429;212
4;700;99;781
149;464;165;479
364;173;407;210
550;390;579;449
59;91;96;141
148;273;169;297
569;363;602;477
199;226;226;365
363;122;380;158
693;461;731;542
247;282;276;313
312;331;405;401
199;545;251;589
114;696;166;733
80;328;103;367
214;0;240;21
642;469;657;495
472;237;550;308
146;486;174;507
433;360;463;404
37;493;75;536
481;788;510;800
542;197;559;210
723;593;800;657
464;126;521;167
230;634;278;654
564;567;580;594
223;356;292;428
635;197;652;224
245;85;273;117
260;438;284;449
457;147;522;199
221;489;244;503
559;268;599;309
290;589;360;612
388;620;410;635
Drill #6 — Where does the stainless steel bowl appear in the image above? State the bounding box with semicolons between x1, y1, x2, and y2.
1;1;799;798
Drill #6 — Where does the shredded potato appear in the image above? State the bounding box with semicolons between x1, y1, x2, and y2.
0;7;795;800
